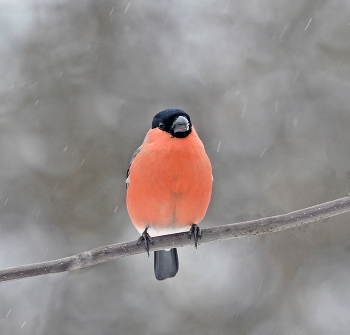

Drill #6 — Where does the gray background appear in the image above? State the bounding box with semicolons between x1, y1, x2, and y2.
1;0;350;334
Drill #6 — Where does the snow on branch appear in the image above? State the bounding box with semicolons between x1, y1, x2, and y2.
1;196;350;283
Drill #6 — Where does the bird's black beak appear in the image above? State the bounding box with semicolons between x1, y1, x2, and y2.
171;116;190;133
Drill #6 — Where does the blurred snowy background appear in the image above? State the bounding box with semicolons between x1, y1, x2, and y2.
1;0;350;334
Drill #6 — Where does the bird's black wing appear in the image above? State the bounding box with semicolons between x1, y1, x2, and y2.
126;147;141;189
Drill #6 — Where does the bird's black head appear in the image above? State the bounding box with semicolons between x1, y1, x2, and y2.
152;109;192;138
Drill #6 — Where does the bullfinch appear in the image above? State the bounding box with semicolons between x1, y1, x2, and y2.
126;109;212;280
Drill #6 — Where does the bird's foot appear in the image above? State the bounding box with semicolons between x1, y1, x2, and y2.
137;228;154;256
188;224;201;249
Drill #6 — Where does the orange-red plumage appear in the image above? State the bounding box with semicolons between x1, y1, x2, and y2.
126;127;212;235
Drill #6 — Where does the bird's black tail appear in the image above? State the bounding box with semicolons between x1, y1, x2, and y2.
154;248;179;280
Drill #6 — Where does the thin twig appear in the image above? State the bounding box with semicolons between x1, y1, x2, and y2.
1;196;350;283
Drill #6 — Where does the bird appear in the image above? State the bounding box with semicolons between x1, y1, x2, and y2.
126;108;212;280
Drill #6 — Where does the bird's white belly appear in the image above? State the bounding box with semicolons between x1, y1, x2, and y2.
141;225;191;237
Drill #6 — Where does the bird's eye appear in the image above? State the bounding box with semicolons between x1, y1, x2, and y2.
158;122;165;130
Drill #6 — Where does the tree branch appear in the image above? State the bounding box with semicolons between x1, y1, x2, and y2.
1;196;350;283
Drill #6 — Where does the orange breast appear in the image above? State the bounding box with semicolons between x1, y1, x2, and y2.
126;127;212;234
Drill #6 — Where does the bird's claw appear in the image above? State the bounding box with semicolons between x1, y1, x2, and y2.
188;224;201;249
137;228;154;256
